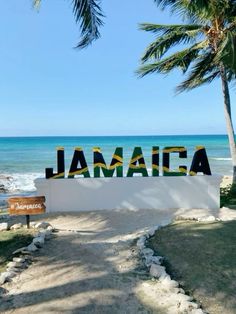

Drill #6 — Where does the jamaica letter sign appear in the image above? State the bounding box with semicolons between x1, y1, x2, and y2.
45;146;211;179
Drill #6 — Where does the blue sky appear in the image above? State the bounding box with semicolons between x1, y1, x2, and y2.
0;0;235;136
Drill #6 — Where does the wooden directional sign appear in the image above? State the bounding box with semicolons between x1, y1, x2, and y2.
8;196;46;216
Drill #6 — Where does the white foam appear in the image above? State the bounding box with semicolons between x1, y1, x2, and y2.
0;172;44;193
211;157;232;161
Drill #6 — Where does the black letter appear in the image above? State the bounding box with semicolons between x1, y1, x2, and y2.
45;147;65;179
190;146;211;175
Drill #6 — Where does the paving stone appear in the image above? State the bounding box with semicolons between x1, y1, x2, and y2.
10;223;23;230
0;222;8;231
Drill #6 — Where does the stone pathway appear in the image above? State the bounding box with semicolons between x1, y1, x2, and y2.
1;207;235;314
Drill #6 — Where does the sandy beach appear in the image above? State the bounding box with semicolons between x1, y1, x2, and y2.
221;175;233;188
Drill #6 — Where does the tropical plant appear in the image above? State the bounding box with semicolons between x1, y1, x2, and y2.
33;0;104;48
138;0;236;185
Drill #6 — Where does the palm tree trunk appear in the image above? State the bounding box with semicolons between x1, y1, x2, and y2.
220;65;236;184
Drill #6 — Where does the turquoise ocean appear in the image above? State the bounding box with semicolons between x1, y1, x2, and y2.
0;135;233;208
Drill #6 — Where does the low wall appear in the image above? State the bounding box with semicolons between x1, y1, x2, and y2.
34;176;222;212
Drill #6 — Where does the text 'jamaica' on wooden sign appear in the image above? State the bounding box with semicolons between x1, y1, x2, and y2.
8;196;46;216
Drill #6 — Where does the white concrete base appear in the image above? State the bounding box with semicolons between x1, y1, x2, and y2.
34;175;222;212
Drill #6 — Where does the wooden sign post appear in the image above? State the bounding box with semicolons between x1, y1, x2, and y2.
8;196;46;228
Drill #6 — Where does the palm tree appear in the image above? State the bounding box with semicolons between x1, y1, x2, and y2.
137;0;236;185
33;0;104;48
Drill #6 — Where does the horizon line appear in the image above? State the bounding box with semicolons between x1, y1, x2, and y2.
0;133;229;138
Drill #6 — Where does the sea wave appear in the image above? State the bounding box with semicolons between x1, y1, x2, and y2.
0;172;44;194
210;157;232;161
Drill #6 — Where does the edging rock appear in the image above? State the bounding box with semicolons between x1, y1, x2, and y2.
0;221;55;286
27;243;38;252
137;224;207;314
10;223;23;230
33;236;45;247
0;222;8;231
0;271;17;285
34;222;52;229
13;257;25;263
197;215;216;222
176;214;220;223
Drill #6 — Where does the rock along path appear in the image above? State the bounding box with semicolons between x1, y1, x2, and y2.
1;206;235;314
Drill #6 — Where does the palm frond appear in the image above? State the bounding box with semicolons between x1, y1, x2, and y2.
139;1;236;93
73;0;104;48
215;31;236;73
32;0;41;9
33;0;104;48
153;0;228;24
226;67;236;81
176;70;220;92
153;0;175;6
139;23;202;35
138;43;205;77
153;0;210;14
175;51;218;92
141;29;203;62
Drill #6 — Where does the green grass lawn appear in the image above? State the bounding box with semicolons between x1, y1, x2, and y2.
0;229;35;272
148;220;236;314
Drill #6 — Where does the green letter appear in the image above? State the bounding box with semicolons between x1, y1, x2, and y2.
127;147;148;177
93;147;123;177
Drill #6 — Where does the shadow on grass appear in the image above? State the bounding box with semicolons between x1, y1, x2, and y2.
0;230;34;271
148;220;236;314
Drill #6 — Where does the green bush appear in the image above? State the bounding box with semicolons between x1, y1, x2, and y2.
220;183;236;207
